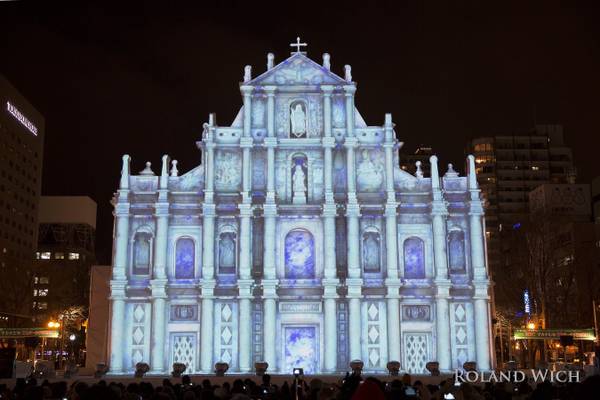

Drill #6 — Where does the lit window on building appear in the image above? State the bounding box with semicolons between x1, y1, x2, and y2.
39;276;49;284
38;289;48;297
531;166;539;171
37;302;48;310
40;252;51;259
55;252;64;259
68;252;80;260
35;252;40;259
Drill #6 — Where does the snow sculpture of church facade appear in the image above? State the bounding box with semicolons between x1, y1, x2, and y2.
108;44;493;375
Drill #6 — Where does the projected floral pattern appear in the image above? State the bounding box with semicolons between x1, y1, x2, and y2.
284;326;317;374
284;230;314;279
403;237;425;279
175;238;195;279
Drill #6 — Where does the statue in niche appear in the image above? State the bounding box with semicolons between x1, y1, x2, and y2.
356;149;383;192
218;232;236;274
290;103;307;137
292;164;307;204
363;232;381;272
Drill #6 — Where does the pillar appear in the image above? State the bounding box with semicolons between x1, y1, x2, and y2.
474;286;492;371
263;204;277;280
238;284;253;372
108;281;126;373
323;203;338;371
113;205;129;280
386;292;401;363
202;204;216;280
263;288;277;369
239;204;252;279
435;285;452;371
323;296;338;371
242;85;253;137
200;289;215;372
344;85;356;137
150;283;167;374
346;203;360;279
348;295;362;361
265;138;277;203
345;138;358;201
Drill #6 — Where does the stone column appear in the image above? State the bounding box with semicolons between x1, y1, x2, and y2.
200;283;215;373
430;155;452;371
203;130;216;204
154;208;169;280
264;138;277;203
323;137;335;203
348;291;362;361
238;282;253;372
265;86;276;137
263;204;277;280
385;203;401;363
239;204;252;279
344;85;356;137
108;281;126;373
242;85;253;137
202;204;216;280
323;203;338;371
241;138;253;203
113;203;130;280
346;202;361;279
150;281;167;374
345;137;358;202
474;284;492;371
263;284;277;370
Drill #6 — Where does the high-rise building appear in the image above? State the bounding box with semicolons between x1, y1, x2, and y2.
31;196;97;321
466;125;576;285
0;74;45;324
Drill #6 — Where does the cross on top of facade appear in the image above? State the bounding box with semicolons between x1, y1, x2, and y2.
290;36;307;53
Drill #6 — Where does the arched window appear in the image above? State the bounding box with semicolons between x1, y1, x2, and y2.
362;229;381;273
175;238;195;279
133;232;152;275
218;232;237;274
284;229;315;279
404;237;425;279
448;230;466;272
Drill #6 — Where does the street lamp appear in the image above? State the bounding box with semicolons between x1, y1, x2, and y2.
69;334;76;341
527;322;536;330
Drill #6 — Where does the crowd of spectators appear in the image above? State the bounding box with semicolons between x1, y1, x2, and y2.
1;372;599;400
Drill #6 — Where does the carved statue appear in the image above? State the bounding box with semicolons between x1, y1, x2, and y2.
293;165;306;194
290;104;306;136
356;149;383;192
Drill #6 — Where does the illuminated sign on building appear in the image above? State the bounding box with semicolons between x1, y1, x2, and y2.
6;101;38;136
513;328;596;341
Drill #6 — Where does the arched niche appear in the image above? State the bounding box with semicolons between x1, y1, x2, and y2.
175;237;195;279
403;236;425;279
362;227;381;273
448;230;466;273
218;225;237;275
284;229;315;279
132;228;153;276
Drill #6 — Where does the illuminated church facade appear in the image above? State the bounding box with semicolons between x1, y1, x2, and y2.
108;43;493;375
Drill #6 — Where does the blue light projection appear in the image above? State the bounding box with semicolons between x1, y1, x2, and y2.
448;231;466;272
285;230;315;279
403;237;425;278
175;238;195;279
284;326;317;374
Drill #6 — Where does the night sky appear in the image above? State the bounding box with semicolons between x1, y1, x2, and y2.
1;1;599;263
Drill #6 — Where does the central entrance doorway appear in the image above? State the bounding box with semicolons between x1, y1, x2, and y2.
282;325;319;374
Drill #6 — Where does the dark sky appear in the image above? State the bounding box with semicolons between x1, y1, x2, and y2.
1;1;599;263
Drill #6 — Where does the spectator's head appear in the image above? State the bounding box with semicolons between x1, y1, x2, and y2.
401;373;412;386
182;374;192;386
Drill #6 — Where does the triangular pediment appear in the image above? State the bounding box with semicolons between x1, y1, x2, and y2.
248;53;349;86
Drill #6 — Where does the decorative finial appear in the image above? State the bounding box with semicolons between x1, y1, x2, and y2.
243;65;252;83
120;154;130;189
344;65;352;81
208;113;216;126
445;163;459;178
322;53;331;70
140;161;154;176
430;155;439;188
170;160;179;177
267;53;275;70
384;113;393;127
290;36;307;54
467;155;478;189
160;155;169;189
415;161;423;178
